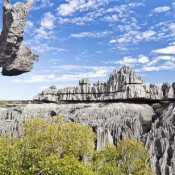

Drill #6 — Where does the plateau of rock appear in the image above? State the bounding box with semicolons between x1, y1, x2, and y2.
34;66;175;102
0;0;38;76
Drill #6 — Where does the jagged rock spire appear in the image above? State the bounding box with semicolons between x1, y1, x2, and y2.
33;66;169;102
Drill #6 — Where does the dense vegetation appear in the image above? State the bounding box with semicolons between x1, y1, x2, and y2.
0;117;153;175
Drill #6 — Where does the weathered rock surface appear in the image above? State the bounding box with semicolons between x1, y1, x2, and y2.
144;103;175;175
0;102;175;174
34;66;175;102
0;0;38;76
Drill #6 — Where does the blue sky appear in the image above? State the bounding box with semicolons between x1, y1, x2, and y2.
0;0;175;100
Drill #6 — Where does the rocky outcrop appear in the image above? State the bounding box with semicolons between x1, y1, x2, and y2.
0;0;38;76
0;102;175;174
34;66;175;102
144;103;175;175
0;102;153;146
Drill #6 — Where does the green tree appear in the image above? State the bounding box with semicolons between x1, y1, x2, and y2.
93;139;153;175
0;117;96;175
0;117;153;175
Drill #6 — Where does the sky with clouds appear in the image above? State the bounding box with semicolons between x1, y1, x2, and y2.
0;0;175;100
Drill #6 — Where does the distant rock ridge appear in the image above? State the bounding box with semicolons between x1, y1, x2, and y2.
0;0;38;76
33;66;175;102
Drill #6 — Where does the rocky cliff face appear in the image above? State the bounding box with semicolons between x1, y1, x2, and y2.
0;102;175;174
34;66;175;102
0;0;38;76
145;103;175;175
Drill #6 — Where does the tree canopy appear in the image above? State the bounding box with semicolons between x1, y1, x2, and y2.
0;117;153;175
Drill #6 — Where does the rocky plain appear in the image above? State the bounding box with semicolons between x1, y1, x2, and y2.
0;66;174;175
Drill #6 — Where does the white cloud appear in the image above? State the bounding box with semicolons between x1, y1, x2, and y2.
152;45;175;55
41;12;55;30
109;30;157;45
138;55;149;63
57;0;112;16
169;23;175;30
147;55;175;66
12;65;115;83
33;0;54;10
13;74;56;83
152;6;170;13
102;14;119;22
136;64;175;72
115;55;149;66
141;30;156;40
31;43;67;54
71;31;111;38
115;56;137;65
34;27;55;41
109;39;117;44
25;21;34;32
57;2;144;26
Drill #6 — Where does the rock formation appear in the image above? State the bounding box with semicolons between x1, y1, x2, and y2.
34;66;175;102
144;103;175;175
0;0;38;76
0;102;175;174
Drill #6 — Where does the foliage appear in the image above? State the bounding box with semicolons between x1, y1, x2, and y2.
93;140;154;175
0;117;95;175
0;117;153;175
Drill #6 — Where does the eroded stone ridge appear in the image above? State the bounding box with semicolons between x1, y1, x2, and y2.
34;66;175;102
0;102;175;174
0;0;38;76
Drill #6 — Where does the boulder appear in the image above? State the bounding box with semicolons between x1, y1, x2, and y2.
0;0;38;76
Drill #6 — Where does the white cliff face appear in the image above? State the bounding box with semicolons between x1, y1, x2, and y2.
34;66;171;102
0;0;38;76
0;102;175;174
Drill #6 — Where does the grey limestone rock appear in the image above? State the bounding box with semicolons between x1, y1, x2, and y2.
34;66;165;102
0;0;38;76
0;102;175;174
144;102;175;175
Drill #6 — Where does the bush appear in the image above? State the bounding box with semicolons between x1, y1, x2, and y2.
0;117;153;175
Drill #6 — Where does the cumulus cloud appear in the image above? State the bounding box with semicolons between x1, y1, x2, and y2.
41;12;56;30
57;0;112;16
115;55;149;66
102;14;119;22
152;6;170;13
152;45;175;55
137;55;150;63
57;2;144;26
109;30;157;45
34;27;55;41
